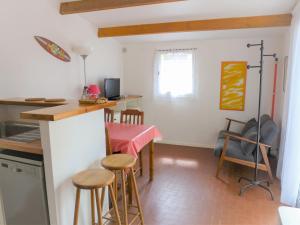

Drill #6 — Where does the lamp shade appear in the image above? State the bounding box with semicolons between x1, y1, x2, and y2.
87;84;101;96
72;45;93;56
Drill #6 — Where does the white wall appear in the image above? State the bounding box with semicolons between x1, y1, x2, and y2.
274;32;291;128
276;31;291;177
123;37;284;148
0;0;123;99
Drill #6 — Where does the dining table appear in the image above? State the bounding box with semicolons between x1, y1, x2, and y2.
105;122;162;181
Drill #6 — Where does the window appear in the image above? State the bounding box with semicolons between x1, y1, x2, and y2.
154;49;196;98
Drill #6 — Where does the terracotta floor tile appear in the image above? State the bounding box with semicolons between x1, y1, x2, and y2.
131;144;281;225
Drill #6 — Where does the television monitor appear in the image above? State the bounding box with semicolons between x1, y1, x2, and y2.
104;78;120;100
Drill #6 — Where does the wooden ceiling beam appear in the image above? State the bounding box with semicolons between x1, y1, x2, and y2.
98;14;292;38
60;0;184;15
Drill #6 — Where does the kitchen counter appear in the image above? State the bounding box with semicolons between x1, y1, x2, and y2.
0;98;116;121
0;97;110;225
0;138;42;155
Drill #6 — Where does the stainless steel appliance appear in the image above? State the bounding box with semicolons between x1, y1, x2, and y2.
0;150;49;225
0;121;39;140
0;121;49;225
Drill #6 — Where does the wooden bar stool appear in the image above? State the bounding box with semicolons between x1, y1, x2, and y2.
72;168;121;225
101;154;144;225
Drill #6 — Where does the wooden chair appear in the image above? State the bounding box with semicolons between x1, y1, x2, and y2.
104;108;114;123
120;109;144;125
120;109;144;176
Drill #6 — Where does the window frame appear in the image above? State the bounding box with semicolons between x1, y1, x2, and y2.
153;49;197;100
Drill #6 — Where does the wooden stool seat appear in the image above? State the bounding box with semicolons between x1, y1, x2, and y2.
101;154;136;170
72;168;121;225
72;169;114;189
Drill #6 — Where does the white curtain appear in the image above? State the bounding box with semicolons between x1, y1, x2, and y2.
153;49;196;99
280;2;300;207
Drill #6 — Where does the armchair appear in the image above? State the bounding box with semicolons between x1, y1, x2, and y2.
215;114;271;156
214;116;278;181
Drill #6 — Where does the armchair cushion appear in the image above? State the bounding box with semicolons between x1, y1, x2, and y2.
214;137;225;157
214;138;254;161
241;118;257;136
241;126;258;156
261;119;278;145
261;114;271;126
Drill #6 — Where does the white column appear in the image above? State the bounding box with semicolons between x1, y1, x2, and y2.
40;109;107;225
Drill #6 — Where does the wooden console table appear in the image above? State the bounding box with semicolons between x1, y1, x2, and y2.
110;95;142;122
111;95;142;110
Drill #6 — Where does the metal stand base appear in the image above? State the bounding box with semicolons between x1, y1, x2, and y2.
238;177;274;200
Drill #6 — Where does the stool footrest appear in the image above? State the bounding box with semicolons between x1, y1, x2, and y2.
107;206;142;225
102;207;121;223
129;213;142;225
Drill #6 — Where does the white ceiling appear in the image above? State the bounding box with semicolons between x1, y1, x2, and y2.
62;0;298;42
70;0;299;27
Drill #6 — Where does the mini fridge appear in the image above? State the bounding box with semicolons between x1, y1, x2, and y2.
0;149;50;225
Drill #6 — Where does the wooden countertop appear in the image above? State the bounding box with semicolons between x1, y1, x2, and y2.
0;98;116;121
0;98;66;107
0;138;43;155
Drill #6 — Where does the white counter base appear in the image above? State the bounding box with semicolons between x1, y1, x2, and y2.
40;109;107;225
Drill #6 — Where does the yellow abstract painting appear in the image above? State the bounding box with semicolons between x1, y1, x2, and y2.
220;61;247;111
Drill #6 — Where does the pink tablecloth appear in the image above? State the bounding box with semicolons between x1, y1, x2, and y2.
106;123;162;158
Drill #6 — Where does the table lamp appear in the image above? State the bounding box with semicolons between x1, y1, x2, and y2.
87;84;101;99
72;45;93;99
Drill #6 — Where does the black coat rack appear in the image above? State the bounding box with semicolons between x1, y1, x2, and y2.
239;40;277;199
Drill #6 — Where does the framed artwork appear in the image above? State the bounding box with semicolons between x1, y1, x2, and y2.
34;36;71;62
220;61;247;111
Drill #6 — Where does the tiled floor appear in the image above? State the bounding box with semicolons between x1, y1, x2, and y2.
135;143;281;225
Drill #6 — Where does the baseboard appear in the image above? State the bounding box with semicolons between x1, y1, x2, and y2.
156;139;215;149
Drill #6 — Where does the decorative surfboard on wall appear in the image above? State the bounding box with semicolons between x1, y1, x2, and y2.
220;61;247;111
34;36;71;62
